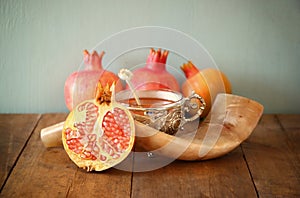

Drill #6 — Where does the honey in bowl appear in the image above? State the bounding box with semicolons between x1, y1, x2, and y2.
120;97;174;108
118;97;176;118
116;90;184;134
116;89;205;135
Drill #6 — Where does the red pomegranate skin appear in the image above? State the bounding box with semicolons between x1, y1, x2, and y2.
129;48;180;91
64;50;123;111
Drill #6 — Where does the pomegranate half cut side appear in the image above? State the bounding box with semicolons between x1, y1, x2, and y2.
62;83;135;171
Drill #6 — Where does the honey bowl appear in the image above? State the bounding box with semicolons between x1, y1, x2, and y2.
116;89;206;135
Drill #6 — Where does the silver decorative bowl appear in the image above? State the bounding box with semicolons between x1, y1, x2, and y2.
116;89;205;135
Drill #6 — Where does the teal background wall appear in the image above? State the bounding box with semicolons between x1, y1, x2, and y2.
0;0;299;113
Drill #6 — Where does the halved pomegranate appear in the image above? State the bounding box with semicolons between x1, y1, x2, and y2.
62;83;135;171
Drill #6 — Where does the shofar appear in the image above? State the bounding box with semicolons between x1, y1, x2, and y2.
134;93;263;160
40;93;263;161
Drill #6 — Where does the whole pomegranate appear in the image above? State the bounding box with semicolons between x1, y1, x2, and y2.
62;83;135;171
64;50;123;111
181;61;232;118
129;48;180;91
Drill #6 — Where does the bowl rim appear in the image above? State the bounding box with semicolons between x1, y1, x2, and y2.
116;89;184;111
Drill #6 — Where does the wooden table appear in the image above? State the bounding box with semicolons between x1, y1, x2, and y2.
0;113;299;197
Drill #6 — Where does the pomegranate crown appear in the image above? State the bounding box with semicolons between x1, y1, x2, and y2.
94;82;114;105
146;48;169;64
83;50;105;71
180;61;200;78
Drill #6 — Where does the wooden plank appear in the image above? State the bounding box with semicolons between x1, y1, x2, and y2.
277;114;300;160
0;114;41;191
241;114;300;197
66;168;132;198
1;113;132;197
277;114;300;129
0;113;67;197
131;147;257;198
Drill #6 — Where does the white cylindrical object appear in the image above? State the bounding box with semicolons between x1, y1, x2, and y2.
40;121;64;147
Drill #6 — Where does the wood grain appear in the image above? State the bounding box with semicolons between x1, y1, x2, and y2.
1;113;68;197
131;147;257;198
1;114;299;197
277;114;300;130
65;168;132;198
0;114;41;191
241;114;300;197
277;114;300;161
1;113;133;197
